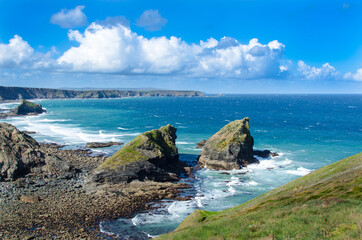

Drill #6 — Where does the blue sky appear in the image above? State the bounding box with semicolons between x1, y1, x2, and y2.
0;0;361;93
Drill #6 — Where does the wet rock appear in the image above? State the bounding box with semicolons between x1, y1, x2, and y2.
254;150;279;158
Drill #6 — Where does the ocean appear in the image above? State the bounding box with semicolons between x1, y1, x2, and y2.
1;94;361;239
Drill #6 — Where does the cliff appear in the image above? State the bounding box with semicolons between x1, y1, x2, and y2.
0;86;204;101
90;125;187;184
157;152;362;239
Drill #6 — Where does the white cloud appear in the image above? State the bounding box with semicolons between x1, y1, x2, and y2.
50;5;87;28
136;9;167;31
97;16;130;28
57;23;286;79
344;68;362;81
297;60;339;80
0;35;34;67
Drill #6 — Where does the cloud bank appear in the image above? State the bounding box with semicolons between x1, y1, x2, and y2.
0;22;360;82
50;5;87;28
57;23;286;79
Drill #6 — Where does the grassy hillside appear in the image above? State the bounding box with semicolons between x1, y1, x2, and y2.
157;153;362;240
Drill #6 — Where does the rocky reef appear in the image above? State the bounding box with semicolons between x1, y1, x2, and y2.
198;117;258;170
90;124;187;184
0;123;74;181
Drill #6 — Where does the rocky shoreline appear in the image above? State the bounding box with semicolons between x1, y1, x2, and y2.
0;141;190;239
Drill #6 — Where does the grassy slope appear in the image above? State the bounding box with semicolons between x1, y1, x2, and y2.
157;153;362;240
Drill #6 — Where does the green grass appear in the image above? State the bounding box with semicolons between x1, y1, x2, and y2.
98;125;177;170
157;152;362;240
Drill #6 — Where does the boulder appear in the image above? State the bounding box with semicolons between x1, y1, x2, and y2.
11;99;45;115
0;123;74;181
198;117;257;170
90;124;186;184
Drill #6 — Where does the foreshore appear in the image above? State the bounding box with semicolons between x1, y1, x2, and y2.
0;143;190;239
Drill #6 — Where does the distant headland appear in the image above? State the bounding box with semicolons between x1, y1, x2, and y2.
0;86;204;102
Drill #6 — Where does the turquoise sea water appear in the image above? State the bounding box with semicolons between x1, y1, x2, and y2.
1;95;361;239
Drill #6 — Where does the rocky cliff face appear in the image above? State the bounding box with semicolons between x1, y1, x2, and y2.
198;117;257;170
90;124;186;184
0;86;204;101
11;99;45;115
0;123;74;181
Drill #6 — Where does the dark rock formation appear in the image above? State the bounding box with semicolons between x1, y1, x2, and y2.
90;124;187;184
196;139;207;149
11;99;45;115
254;150;279;158
0;123;74;181
85;142;123;148
198;117;257;170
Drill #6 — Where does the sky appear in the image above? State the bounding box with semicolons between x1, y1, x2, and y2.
0;0;361;93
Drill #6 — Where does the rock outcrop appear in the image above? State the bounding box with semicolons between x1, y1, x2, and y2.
85;142;123;148
90;124;186;184
198;117;257;170
11;99;45;115
0;123;74;181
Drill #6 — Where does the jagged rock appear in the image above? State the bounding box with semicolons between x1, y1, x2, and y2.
85;142;123;148
90;124;187;184
0;123;74;181
198;117;257;170
196;139;207;149
11;99;45;115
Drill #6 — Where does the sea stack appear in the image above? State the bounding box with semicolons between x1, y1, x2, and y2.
11;99;45;115
90;124;186;184
198;117;257;170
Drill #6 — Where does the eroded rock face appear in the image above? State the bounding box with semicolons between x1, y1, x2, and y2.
198;117;257;170
0;123;74;181
90;124;186;184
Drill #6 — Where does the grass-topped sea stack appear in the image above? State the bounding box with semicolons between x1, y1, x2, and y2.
199;117;257;170
90;124;187;184
11;99;45;115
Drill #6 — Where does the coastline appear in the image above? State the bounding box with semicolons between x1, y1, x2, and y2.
0;142;190;239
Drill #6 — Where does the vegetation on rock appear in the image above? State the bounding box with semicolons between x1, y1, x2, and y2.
11;99;45;115
199;117;256;170
90;124;185;184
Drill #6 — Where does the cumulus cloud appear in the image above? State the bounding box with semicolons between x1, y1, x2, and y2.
0;35;34;67
57;23;286;79
136;9;167;31
344;68;362;81
297;60;339;80
50;5;87;28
